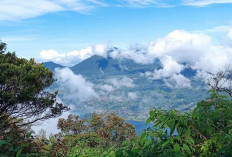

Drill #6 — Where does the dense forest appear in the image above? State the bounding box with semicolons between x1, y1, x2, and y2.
1;41;232;156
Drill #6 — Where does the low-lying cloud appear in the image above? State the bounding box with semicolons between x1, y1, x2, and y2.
107;76;135;88
55;68;99;102
145;56;185;79
54;68;137;104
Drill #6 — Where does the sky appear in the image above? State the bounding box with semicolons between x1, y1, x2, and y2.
0;0;232;61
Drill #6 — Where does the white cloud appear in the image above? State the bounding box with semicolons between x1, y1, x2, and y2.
144;56;191;88
92;44;109;57
127;92;138;100
100;84;115;92
40;49;65;60
135;29;232;87
147;30;232;74
55;68;98;102
0;0;107;21
203;25;231;33
118;0;232;7
145;56;185;79
1;0;231;21
0;0;63;21
228;28;232;40
183;0;232;6
168;74;191;88
67;46;93;60
107;76;135;88
147;30;211;64
39;44;108;66
119;0;158;6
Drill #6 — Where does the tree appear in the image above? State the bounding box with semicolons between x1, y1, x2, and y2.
0;41;6;54
0;41;69;133
207;67;232;99
37;113;136;156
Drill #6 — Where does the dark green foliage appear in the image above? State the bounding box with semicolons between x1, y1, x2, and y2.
0;41;6;54
0;41;68;127
0;41;68;156
0;116;40;156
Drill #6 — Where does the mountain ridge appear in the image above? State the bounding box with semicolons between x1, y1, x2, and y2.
43;55;207;120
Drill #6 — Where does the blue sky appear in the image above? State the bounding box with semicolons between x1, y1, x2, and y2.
0;0;232;60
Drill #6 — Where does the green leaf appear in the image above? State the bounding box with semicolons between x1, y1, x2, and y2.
16;149;22;157
174;143;180;153
126;150;135;157
169;120;176;135
140;132;147;143
177;127;182;135
146;117;151;125
183;127;191;138
183;144;191;153
0;140;8;146
162;140;170;148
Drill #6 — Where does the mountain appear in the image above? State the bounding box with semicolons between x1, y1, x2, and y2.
43;61;65;71
70;55;161;79
44;55;208;120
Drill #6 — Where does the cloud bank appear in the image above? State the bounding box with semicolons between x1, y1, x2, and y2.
41;28;232;87
40;44;108;66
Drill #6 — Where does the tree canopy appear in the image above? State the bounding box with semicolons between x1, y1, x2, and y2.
0;41;69;131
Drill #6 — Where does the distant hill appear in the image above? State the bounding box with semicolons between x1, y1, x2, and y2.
70;55;161;79
43;61;65;71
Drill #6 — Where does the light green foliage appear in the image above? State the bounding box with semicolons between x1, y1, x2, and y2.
115;90;232;156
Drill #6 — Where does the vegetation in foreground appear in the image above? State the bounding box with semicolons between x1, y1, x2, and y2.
1;41;232;156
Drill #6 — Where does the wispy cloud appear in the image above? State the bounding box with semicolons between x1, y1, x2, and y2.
117;0;232;7
117;0;179;7
183;0;232;6
0;0;107;21
1;0;231;22
202;25;231;33
1;35;38;42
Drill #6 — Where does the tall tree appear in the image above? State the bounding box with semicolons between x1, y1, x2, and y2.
0;41;69;132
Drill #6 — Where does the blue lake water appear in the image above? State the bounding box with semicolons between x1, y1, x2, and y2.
127;120;153;135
